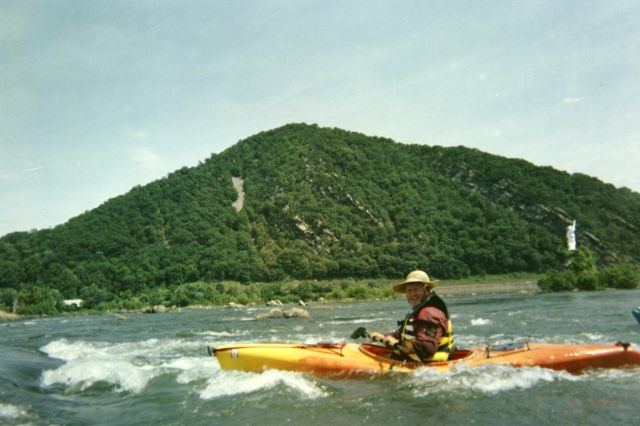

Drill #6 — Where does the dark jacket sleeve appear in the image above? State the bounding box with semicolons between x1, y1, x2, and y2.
411;306;448;360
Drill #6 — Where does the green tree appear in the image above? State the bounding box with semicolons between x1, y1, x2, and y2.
17;286;62;315
538;271;576;292
79;285;114;309
567;247;597;274
0;288;19;311
598;264;639;289
575;272;600;291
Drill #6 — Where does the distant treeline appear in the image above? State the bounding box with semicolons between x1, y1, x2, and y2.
1;278;398;316
2;263;637;316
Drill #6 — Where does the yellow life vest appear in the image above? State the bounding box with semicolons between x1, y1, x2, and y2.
397;293;454;362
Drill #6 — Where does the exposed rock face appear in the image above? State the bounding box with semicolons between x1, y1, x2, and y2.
231;177;245;212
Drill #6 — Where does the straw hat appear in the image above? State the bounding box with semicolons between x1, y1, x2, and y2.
392;270;439;293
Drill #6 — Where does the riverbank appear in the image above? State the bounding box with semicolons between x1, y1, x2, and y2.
0;310;20;320
437;280;539;296
0;278;541;320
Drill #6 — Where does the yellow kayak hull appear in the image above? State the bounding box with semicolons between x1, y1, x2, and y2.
209;342;640;377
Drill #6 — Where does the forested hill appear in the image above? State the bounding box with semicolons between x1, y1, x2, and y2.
2;123;639;298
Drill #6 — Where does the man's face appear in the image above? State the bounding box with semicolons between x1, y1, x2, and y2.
405;283;427;308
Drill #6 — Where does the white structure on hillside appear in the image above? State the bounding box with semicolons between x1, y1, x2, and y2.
63;299;83;308
566;220;577;251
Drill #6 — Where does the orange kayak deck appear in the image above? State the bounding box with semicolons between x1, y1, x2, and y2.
209;341;640;377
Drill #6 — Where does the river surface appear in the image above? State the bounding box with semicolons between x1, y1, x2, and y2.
2;290;640;425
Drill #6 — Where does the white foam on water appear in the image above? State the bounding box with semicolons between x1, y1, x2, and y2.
324;318;377;325
199;369;327;400
579;333;607;342
586;366;640;381
194;330;249;337
41;358;156;393
42;337;204;361
488;333;505;339
409;364;580;396
451;334;527;347
39;337;204;393
0;403;29;420
163;356;216;385
471;318;492;326
39;336;328;399
538;334;616;345
40;339;101;362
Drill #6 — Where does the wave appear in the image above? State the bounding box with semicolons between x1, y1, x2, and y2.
199;369;327;400
39;338;206;394
470;318;492;326
323;318;378;325
156;352;328;400
0;403;30;421
40;339;162;393
41;357;157;393
193;330;250;337
162;356;214;385
38;336;330;400
408;364;580;396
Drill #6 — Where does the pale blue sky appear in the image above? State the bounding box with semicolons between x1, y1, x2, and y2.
1;0;639;237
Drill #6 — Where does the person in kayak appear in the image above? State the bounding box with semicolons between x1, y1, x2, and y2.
369;270;454;362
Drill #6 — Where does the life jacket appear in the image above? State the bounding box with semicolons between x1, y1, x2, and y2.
396;292;454;362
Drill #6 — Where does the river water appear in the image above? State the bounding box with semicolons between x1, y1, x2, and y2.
2;289;640;425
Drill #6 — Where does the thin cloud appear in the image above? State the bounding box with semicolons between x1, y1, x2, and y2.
23;166;43;173
127;146;163;171
561;97;583;105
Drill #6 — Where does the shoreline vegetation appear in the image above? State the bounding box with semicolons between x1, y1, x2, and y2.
1;273;539;320
0;273;564;321
3;262;639;320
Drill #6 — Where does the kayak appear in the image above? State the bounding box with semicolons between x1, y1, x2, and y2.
208;341;640;377
633;307;640;324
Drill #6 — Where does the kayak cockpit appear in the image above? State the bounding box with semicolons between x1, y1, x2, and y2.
358;343;475;367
